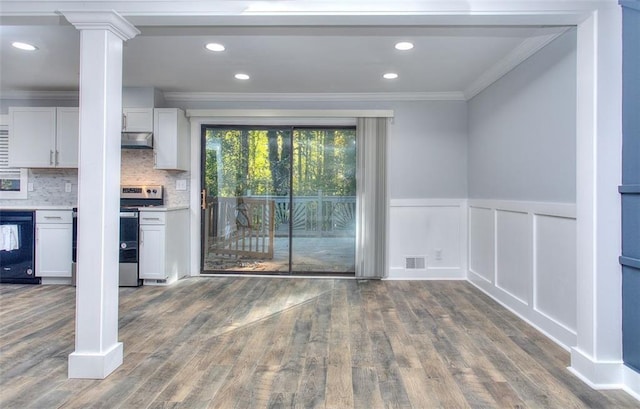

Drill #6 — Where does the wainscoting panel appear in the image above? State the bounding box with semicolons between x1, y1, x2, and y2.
496;210;532;305
468;200;577;348
388;199;466;279
468;206;494;283
535;214;577;333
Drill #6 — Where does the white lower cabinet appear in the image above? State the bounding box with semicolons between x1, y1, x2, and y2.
35;210;72;283
139;222;167;280
139;209;188;284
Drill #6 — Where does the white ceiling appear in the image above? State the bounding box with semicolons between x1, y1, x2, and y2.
0;23;570;97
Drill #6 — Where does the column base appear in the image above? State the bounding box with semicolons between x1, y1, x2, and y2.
568;346;623;388
68;342;123;379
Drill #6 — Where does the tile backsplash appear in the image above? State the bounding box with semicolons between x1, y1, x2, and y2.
0;150;190;208
121;149;190;207
0;168;78;207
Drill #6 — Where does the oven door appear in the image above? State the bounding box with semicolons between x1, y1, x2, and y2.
119;211;140;286
119;212;139;263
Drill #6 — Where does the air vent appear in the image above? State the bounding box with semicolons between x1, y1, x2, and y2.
405;256;426;270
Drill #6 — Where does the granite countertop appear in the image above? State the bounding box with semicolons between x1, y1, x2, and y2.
137;206;189;212
0;205;74;211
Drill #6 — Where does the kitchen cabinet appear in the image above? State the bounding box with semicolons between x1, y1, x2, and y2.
139;209;189;284
153;108;189;171
35;210;72;282
122;107;153;132
8;107;79;168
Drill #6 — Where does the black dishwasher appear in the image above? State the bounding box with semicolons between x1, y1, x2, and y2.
0;210;40;284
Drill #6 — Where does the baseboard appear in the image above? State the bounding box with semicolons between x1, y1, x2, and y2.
41;277;72;285
623;365;640;400
468;270;573;350
68;342;123;379
387;267;466;280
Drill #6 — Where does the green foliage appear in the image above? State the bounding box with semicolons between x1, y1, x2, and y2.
204;127;356;198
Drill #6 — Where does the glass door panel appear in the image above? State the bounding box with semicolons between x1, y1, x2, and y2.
202;127;291;272
290;128;356;274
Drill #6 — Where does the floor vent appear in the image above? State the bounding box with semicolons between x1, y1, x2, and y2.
405;256;426;270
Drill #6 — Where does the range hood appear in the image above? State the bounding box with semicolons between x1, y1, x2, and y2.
121;132;153;149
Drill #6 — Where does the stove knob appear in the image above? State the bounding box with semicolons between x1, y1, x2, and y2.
146;189;151;194
152;189;157;194
120;242;127;249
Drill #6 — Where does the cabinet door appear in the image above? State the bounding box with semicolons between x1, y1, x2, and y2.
139;224;167;279
154;108;189;171
123;108;153;132
9;107;56;168
36;223;73;277
56;107;79;168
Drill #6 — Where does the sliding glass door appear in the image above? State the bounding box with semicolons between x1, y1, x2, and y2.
201;125;356;274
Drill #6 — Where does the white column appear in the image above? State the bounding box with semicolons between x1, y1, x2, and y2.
570;5;624;387
63;11;139;379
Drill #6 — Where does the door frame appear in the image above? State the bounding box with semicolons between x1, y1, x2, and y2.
199;123;358;275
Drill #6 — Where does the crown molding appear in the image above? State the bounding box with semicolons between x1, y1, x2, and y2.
61;10;140;40
463;27;569;100
164;91;466;102
0;90;79;100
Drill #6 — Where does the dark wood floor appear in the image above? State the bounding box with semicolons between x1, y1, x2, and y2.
0;278;638;408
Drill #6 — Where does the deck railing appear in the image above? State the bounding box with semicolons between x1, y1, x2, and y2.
208;193;356;239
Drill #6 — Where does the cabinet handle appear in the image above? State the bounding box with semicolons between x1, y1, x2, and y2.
201;189;207;210
142;217;161;221
154;152;157;166
140;230;144;245
44;216;63;220
55;150;59;166
50;150;54;165
122;113;127;131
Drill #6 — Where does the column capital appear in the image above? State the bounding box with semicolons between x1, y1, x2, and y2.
61;10;140;41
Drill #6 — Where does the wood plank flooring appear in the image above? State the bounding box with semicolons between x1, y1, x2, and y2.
1;278;638;408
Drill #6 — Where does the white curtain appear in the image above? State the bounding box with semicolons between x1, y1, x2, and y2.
355;117;388;279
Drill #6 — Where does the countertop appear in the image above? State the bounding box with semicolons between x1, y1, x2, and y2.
137;206;189;212
1;205;189;212
0;205;74;211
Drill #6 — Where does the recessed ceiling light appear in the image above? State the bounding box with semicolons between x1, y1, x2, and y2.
235;73;250;80
395;42;414;51
383;73;399;80
205;43;225;52
12;41;38;51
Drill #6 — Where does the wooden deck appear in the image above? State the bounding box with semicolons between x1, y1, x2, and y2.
1;277;638;408
204;237;355;273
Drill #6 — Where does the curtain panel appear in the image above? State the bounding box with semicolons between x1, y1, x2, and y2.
355;117;388;278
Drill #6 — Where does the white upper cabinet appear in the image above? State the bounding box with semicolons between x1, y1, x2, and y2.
9;107;79;168
122;107;153;132
56;108;80;168
153;108;189;171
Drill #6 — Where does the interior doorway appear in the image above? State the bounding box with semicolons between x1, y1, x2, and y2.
200;125;356;275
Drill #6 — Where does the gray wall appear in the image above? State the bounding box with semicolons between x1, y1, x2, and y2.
1;98;468;206
467;29;577;203
174;99;469;199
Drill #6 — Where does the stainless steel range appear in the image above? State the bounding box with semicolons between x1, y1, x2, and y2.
72;185;164;287
118;185;163;287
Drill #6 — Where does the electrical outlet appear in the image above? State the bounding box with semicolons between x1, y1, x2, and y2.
65;182;72;193
27;183;34;192
176;179;187;191
435;249;443;261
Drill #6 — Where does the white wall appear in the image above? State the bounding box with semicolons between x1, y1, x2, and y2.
389;199;467;279
466;30;578;348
